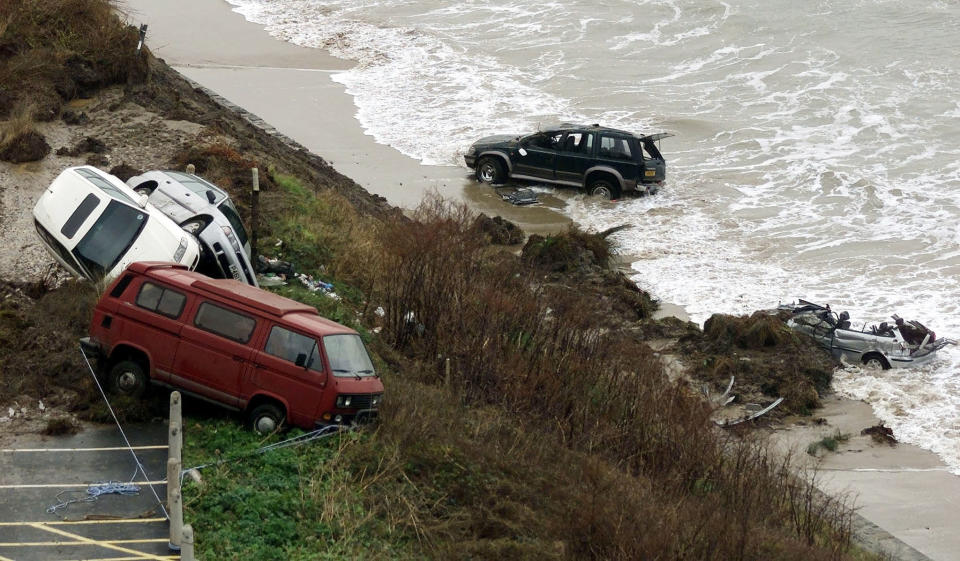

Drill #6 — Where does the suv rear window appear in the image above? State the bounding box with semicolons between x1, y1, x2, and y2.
194;301;256;343
599;136;633;160
136;282;187;319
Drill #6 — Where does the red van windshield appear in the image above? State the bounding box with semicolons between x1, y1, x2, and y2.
323;334;375;378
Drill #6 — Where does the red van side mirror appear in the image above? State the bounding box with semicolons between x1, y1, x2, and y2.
295;353;308;368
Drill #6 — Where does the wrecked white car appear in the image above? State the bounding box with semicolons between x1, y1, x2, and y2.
33;166;201;282
781;300;955;369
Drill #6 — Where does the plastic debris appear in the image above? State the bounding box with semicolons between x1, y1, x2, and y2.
500;189;539;206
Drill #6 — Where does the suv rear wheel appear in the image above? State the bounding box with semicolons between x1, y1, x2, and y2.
476;157;506;184
108;360;148;398
588;178;620;200
249;402;286;434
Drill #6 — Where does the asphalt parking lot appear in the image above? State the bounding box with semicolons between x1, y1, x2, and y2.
0;424;174;561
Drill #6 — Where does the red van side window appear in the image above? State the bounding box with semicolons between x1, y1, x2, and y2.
264;326;322;371
135;282;187;319
194;301;256;343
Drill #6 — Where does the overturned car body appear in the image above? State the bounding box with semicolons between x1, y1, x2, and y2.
781;300;955;369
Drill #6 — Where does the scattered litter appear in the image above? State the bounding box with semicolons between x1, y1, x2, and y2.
297;274;339;299
47;481;141;514
374;306;385;317
38;400;45;412
257;274;286;287
257;255;295;277
499;188;540;206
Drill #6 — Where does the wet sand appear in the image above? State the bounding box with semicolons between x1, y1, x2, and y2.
117;2;954;558
118;0;572;235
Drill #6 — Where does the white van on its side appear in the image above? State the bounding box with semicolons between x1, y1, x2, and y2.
32;165;201;282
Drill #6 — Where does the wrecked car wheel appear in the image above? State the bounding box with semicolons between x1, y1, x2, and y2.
476;157;506;184
861;354;890;370
108;360;148;398
249;403;285;434
588;179;620;200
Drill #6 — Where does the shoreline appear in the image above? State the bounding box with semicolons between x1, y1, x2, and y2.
120;1;953;558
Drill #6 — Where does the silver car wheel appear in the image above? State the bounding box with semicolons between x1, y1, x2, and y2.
863;357;885;369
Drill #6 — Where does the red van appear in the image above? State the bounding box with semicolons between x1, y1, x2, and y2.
82;262;383;432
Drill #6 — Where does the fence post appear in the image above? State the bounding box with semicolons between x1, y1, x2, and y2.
167;457;183;551
169;391;182;465
181;524;195;561
445;358;451;388
251;167;260;261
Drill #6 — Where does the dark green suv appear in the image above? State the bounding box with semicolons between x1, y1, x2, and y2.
464;123;671;199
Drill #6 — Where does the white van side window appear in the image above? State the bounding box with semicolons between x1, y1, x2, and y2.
194;301;256;343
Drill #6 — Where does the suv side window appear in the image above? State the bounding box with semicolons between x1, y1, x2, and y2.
560;132;595;154
136;282;187;319
194;301;256;343
599;135;633;160
264;326;323;371
528;133;562;150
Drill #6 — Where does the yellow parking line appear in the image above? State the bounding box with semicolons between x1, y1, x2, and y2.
0;538;169;546
0;518;167;526
0;553;14;561
59;557;178;561
0;480;165;489
29;523;172;561
1;445;167;453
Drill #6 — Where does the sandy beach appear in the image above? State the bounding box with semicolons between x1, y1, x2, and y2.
115;1;957;559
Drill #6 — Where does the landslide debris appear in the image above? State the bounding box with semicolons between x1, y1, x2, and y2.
677;311;838;416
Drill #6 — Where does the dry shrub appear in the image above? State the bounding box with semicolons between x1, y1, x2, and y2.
0;102;50;162
0;0;147;93
341;199;862;559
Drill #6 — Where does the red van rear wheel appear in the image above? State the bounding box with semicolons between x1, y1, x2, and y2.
249;403;285;434
108;360;148;398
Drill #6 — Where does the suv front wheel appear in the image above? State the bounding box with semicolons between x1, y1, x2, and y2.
587;178;620;200
476;157;506;184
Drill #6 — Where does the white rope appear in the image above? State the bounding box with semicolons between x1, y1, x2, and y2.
78;345;169;519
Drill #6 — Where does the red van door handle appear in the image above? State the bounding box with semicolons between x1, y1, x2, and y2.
232;355;245;362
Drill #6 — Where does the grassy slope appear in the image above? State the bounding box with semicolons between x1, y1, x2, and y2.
0;2;880;560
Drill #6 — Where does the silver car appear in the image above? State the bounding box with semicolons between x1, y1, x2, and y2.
126;170;258;287
781;300;955;369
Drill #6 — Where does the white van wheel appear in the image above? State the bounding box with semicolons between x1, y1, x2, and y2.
249;403;285;434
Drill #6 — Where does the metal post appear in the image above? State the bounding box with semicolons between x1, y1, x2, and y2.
445;358;451;388
186;163;195;175
181;524;195;561
251;167;260;260
169;391;182;465
167;458;183;551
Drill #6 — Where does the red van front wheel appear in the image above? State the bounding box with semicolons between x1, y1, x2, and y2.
249;403;285;434
108;360;148;398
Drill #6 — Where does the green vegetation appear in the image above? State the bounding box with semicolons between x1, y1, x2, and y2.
808;431;851;456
